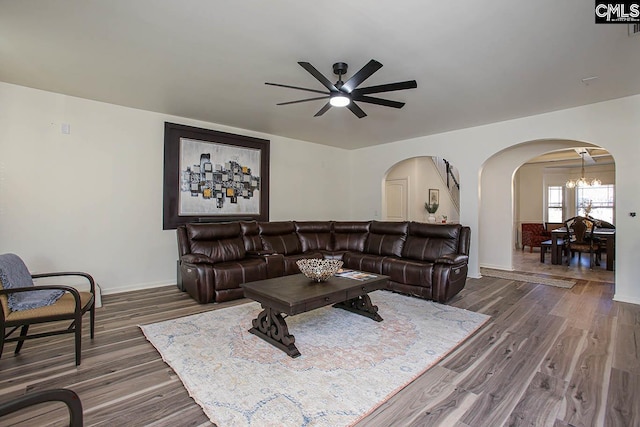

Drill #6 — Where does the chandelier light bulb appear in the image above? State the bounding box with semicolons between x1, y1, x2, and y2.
565;151;601;189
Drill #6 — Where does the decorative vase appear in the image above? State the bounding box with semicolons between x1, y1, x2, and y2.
428;214;436;223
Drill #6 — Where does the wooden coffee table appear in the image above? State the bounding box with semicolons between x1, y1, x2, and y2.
241;273;389;358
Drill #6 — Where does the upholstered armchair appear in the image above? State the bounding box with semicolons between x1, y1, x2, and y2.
521;223;551;252
0;254;96;366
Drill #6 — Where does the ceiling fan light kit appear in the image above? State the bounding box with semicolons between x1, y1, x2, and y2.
329;94;350;107
266;59;417;118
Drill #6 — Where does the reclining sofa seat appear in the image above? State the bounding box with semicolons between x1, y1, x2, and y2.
341;221;469;302
396;222;469;302
295;221;334;256
258;221;324;276
176;220;471;304
330;221;371;257
178;222;267;303
342;221;407;274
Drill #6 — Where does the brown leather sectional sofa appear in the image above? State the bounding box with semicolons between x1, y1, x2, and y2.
176;220;471;304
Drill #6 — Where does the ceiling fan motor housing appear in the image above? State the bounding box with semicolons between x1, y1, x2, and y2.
333;62;348;76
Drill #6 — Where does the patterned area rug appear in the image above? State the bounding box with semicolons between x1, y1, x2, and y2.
140;291;489;427
480;268;577;288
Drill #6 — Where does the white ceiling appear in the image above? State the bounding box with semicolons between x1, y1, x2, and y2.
2;1;639;149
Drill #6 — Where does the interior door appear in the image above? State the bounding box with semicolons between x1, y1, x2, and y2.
384;178;408;221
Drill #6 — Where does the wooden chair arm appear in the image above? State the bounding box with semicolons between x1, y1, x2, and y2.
31;272;96;295
0;389;83;426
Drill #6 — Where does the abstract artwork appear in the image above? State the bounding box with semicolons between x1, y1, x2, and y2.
179;138;261;215
163;123;269;229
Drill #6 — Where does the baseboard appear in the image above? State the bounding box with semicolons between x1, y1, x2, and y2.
613;294;640;306
100;280;177;296
478;263;514;272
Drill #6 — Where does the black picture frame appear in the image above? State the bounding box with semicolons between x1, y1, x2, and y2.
163;122;270;229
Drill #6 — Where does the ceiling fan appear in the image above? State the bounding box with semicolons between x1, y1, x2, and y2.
265;60;417;118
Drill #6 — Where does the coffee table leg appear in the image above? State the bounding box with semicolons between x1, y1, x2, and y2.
334;294;383;322
248;306;301;358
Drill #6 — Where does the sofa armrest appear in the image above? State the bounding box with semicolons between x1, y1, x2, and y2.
431;254;469;303
243;251;283;278
435;254;468;265
180;262;214;303
181;253;215;264
432;262;468;303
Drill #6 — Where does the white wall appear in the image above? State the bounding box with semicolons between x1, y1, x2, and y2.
348;96;640;305
0;82;351;294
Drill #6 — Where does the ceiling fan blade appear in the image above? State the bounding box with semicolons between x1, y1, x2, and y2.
314;102;332;117
347;101;367;118
341;60;383;93
265;82;329;95
352;95;405;109
298;62;339;92
277;96;330;106
351;80;417;95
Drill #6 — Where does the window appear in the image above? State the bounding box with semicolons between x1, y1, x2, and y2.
547;186;563;223
577;184;615;224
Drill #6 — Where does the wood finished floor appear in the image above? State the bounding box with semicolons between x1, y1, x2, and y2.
0;251;637;426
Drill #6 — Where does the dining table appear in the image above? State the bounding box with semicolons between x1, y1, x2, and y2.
550;227;615;270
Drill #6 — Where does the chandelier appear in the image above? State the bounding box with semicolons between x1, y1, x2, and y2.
565;151;601;188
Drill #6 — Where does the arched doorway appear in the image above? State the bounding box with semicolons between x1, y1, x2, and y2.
383;156;460;223
478;139;615;272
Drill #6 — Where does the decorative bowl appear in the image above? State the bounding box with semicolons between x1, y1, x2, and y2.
296;259;344;282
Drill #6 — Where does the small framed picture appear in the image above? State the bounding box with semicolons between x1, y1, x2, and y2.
429;188;439;205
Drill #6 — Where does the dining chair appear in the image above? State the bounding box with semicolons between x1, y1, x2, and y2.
563;216;600;268
586;216;614;263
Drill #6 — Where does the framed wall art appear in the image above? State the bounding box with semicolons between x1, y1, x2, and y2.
163;122;270;229
428;188;439;206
